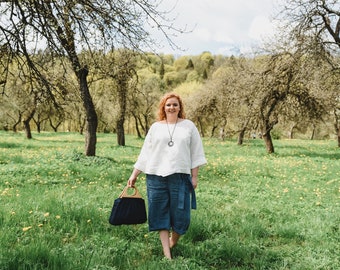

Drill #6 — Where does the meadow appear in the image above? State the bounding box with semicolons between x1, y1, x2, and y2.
0;131;339;270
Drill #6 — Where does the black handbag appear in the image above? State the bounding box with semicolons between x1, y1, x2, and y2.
109;185;147;225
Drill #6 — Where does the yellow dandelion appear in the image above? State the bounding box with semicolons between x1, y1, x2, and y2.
23;226;32;232
44;212;50;217
87;219;91;223
56;215;61;219
38;224;43;227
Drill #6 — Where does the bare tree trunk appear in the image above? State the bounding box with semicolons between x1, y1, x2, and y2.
78;67;98;156
211;125;218;138
310;124;316;140
23;119;32;139
197;118;205;137
49;118;62;132
78;117;86;135
334;110;340;147
132;114;142;138
10;111;22;132
116;84;127;146
263;131;274;153
237;127;246;145
262;120;275;153
289;123;296;139
143;114;150;136
219;128;225;141
116;117;125;146
23;109;36;139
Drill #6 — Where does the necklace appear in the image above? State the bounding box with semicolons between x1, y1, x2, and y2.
166;118;178;147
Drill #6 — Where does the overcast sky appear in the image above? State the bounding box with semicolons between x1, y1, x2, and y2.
150;0;281;56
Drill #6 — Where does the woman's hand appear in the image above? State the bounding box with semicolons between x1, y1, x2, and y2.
127;168;141;187
191;175;198;189
191;167;199;189
127;177;137;187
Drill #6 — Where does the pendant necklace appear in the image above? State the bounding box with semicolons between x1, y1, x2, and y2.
166;118;178;147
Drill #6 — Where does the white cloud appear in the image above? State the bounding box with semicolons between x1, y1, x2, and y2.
150;0;278;55
193;28;213;42
213;31;234;44
248;16;275;41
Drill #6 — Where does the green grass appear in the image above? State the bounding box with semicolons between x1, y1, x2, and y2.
0;131;339;269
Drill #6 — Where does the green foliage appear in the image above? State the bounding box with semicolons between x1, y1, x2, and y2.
0;131;339;269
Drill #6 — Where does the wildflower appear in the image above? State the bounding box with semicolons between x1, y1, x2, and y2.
56;215;61;219
38;224;43;227
23;226;32;232
44;212;50;217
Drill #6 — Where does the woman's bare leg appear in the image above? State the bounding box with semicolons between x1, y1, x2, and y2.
159;230;172;259
170;231;180;248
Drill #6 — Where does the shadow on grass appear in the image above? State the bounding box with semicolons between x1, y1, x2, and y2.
0;142;37;149
275;144;340;160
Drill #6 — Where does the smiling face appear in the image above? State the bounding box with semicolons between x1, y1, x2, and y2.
157;93;186;121
164;97;180;120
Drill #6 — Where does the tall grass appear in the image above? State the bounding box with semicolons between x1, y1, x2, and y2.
0;131;339;269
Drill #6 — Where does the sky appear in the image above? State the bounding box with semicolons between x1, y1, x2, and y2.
150;0;281;56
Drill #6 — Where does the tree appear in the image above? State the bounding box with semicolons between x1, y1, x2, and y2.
279;0;340;52
0;0;183;155
128;69;162;137
113;50;137;146
278;0;340;146
257;51;325;153
89;49;137;145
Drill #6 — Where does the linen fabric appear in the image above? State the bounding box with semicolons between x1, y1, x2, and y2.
134;119;207;177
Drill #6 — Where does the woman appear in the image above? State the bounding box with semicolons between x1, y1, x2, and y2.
127;92;207;259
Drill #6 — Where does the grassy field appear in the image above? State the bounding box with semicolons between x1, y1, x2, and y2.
0;131;339;270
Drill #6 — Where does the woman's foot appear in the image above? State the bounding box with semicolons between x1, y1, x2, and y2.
169;231;180;248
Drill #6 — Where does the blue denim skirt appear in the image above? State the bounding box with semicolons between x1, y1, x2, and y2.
146;173;196;235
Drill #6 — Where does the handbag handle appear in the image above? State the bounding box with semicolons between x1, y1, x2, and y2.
119;186;143;199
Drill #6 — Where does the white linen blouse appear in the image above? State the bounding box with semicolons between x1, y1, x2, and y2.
134;119;207;177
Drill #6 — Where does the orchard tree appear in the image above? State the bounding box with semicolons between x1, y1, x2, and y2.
257;50;325;153
279;0;340;54
89;49;137;146
278;0;340;146
128;68;163;137
0;0;183;155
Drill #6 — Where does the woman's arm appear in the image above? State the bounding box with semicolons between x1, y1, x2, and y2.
191;167;199;189
127;168;142;187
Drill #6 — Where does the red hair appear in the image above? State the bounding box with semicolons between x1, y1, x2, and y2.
157;92;186;121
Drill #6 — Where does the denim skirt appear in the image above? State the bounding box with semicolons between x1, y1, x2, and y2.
146;173;196;235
